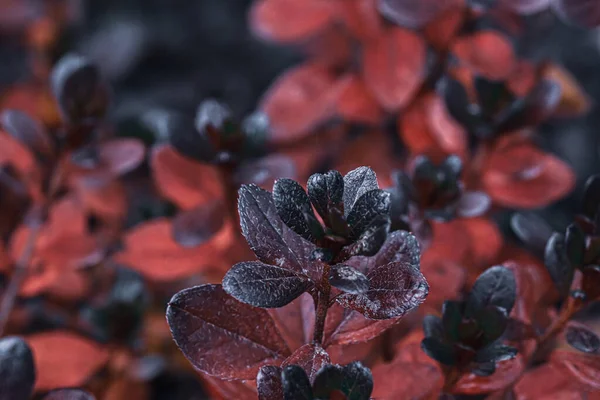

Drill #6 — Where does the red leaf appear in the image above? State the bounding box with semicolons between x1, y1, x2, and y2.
282;344;330;383
304;26;353;68
514;362;588;399
204;376;257;400
150;144;223;209
371;361;443;399
362;28;427;111
114;218;232;281
260;63;341;143
420;257;466;308
1;109;54;159
0;130;42;197
507;60;538;97
166;284;291;379
257;366;283;400
452;31;516;80
378;0;463;29
552;350;600;391
553;0;600;28
454;354;525;394
424;6;465;50
249;0;336;43
339;0;383;42
72;174;128;219
462;218;502;268
336;74;384;125
269;293;315;351
483;143;576;208
399;93;468;160
26;331;109;391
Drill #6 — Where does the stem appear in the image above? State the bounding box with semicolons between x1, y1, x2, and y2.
442;367;462;393
219;163;241;229
0;224;41;335
313;263;332;344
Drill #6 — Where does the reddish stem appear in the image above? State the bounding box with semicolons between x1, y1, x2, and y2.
313;263;332;344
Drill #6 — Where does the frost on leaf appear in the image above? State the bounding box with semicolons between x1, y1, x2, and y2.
273;178;323;242
342;167;379;217
337;260;428;319
257;365;284;400
223;261;312;308
312;362;373;400
329;264;369;294
166;284;290;380
282;343;331;383
238;184;322;280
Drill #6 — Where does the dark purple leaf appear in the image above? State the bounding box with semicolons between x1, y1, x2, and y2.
500;0;551;15
51;54;110;123
456;191;491;218
341;215;391;258
1;109;54;159
476;343;518;363
342;167;379;217
337;261;428;319
172;201;225;247
347;189;391;240
583;175;600;219
471;362;496;377
565;223;586;269
307;170;346;232
223;261;312;308
566;323;600;354
257;366;284;400
273;178;324;242
441;155;463;178
43;389;95;400
238;184;322;281
282;365;313;400
504;318;537;342
312;362;373;400
378;0;457;29
438;76;490;138
510;212;554;255
346;230;421;274
477;305;510;344
0;337;35;400
329;264;369;294
465;266;516;317
423;315;445;339
282;344;330;383
582;265;600;299
553;0;600;28
545;232;575;295
421;338;457;365
323;305;401;346
442;300;463;342
160;110;216;162
166;284;290;379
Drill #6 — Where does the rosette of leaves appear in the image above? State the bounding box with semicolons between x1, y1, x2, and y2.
439;74;560;140
421;266;518;378
165;98;269;166
166;168;428;382
273;166;394;260
257;362;373;400
387;155;490;228
515;175;600;300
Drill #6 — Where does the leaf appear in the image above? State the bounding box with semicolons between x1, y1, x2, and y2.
378;0;460;29
269;293;315;351
544;232;575;295
0;337;35;400
476;306;510;345
43;389;96;400
566;223;586;269
583;174;600;219
371;361;443;400
442;300;463;342
172;201;225;248
553;0;600;28
362;28;426;111
223;261;312;308
566;323;600;354
150;144;223;210
234;155;296;187
1;109;53;159
250;0;335;42
238;184;322;280
282;365;313;400
257;366;284;400
312;362;373;400
483;143;576;209
166;284;290;379
454;354;525;394
346;189;391;240
26;331;109;391
420;337;456;365
337;261;429;319
476;343;518;363
50;54;110;123
465;266;516;317
552;350;600;390
452;30;516;80
329;264;370;294
346;230;421;274
307;170;344;228
260;63;340;143
342;167;379;217
510;212;554;255
341;215;391;258
273;178;323;242
456;191;491;218
423;315;445;339
335;74;384;124
500;0;551;14
282;344;330;383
